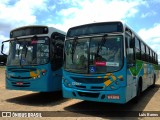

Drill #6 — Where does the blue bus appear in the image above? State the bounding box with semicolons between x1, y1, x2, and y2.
62;21;159;103
1;25;66;92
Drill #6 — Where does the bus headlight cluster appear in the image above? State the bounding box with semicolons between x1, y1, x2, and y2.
33;75;41;79
6;74;10;79
63;78;72;88
110;85;115;89
41;69;47;76
110;81;120;90
115;81;119;85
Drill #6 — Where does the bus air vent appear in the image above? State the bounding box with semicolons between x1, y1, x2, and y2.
77;91;99;98
11;82;30;87
75;85;86;89
11;76;32;79
91;86;103;89
71;77;105;84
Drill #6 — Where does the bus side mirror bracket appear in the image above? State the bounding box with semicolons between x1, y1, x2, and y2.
1;43;7;56
1;44;4;54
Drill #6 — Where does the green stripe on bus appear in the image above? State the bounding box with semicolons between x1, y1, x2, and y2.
129;60;143;76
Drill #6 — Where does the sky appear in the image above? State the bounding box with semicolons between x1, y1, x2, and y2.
0;0;160;62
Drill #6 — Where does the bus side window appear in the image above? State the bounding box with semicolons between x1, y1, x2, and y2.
51;33;65;71
135;38;141;60
125;35;135;67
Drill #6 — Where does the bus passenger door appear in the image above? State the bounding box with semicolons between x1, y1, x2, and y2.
125;34;137;101
50;32;65;90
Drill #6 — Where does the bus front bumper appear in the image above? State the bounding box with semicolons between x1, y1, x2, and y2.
62;84;126;104
6;78;55;92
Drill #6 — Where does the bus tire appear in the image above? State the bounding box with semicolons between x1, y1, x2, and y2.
134;79;142;103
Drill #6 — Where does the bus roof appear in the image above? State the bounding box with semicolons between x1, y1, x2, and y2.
11;25;66;34
66;21;123;38
68;21;123;30
10;25;66;38
11;25;48;32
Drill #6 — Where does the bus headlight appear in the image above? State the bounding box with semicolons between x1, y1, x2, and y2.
115;81;119;85
63;78;72;88
41;69;47;76
6;74;10;79
110;85;115;89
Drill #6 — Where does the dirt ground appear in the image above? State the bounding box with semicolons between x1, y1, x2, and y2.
0;66;160;120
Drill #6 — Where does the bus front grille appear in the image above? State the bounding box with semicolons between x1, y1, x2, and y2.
11;82;30;87
75;85;86;89
11;76;32;79
78;91;99;98
71;77;107;84
91;86;104;89
8;68;37;72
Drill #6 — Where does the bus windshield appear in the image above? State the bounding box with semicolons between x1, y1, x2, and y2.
64;36;123;74
7;37;49;66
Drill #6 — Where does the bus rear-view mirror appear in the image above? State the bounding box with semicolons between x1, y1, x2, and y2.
1;44;4;54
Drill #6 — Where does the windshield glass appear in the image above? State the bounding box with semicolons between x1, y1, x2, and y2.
64;36;123;74
7;37;49;66
65;38;89;73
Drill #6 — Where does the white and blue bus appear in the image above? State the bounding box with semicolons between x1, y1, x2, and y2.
1;25;66;92
62;21;159;103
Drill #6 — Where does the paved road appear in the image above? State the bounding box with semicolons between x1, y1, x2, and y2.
0;67;160;120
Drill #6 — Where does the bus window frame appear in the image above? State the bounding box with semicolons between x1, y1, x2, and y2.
5;36;50;67
125;33;136;68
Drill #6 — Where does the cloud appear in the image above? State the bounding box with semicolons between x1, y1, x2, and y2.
0;0;49;54
141;11;157;18
138;24;160;61
51;0;145;31
0;0;48;30
138;24;160;42
59;8;79;17
48;5;56;11
0;0;10;4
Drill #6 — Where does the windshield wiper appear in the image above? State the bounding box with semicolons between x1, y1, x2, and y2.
18;43;21;59
96;34;108;55
24;43;28;58
71;37;78;63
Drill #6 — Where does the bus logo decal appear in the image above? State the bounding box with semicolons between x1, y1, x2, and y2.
103;73;123;86
95;61;106;66
89;66;96;73
30;70;40;78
